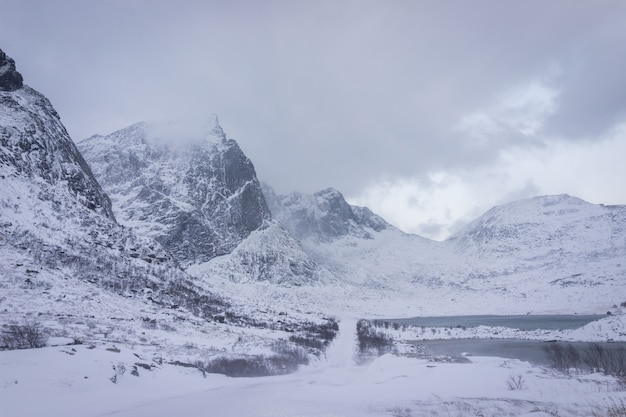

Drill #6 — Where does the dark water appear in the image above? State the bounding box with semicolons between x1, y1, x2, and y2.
411;339;625;366
387;314;606;331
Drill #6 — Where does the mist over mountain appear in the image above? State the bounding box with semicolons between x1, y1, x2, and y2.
78;119;330;286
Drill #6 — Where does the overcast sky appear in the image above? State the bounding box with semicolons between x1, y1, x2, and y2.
2;0;626;240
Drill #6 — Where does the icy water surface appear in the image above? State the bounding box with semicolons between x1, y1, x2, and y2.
412;339;623;365
387;314;606;330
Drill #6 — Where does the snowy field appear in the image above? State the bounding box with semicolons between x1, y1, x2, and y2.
2;317;626;417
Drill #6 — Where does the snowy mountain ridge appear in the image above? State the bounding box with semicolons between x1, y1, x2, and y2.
2;45;624;320
260;185;626;316
77;109;625;316
78;119;271;265
77;119;330;286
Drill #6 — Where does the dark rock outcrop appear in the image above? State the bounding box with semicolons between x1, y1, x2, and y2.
78;119;271;265
0;48;24;91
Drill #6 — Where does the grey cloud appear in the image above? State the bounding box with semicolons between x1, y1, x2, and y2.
2;0;625;197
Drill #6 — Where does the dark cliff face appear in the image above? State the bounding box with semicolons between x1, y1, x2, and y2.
0;49;114;220
78;121;271;266
183;138;269;245
0;48;24;91
264;185;390;242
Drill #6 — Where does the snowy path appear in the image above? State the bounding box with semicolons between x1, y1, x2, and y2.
323;317;357;368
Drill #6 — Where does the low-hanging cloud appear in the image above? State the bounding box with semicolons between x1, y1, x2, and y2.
349;125;626;240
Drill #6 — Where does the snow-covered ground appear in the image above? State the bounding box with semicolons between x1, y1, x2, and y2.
2;318;625;417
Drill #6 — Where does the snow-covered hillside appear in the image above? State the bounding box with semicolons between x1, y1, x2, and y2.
0;48;336;374
263;186;626;316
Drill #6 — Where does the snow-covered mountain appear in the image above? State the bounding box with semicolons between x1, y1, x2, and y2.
451;194;625;262
4;44;624;320
1;48;338;373
0;48;231;322
447;194;626;296
77;119;270;264
265;186;626;315
263;185;391;242
77;119;329;285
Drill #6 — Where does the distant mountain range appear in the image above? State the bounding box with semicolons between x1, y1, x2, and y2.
2;46;625;322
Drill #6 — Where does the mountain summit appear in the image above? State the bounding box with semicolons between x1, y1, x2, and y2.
78;120;270;265
79;120;332;285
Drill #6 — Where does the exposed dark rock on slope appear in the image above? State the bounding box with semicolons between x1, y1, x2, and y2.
78;119;329;285
263;185;391;242
0;49;23;91
78;119;270;265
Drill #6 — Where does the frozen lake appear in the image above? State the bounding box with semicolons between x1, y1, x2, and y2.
387;314;606;331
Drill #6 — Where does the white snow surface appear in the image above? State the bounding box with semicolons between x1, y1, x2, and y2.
2;322;625;417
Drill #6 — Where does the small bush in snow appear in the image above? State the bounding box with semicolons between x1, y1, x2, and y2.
506;373;526;390
289;318;339;355
1;321;48;350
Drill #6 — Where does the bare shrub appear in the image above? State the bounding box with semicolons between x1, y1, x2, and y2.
607;398;626;417
506;373;526;390
542;342;582;375
584;343;626;378
544;342;626;380
1;321;48;350
356;319;396;359
289;318;339;355
584;343;605;373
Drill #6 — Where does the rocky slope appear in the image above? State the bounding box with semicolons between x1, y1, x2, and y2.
78;119;328;285
0;48;230;328
77;119;269;264
263;185;391;242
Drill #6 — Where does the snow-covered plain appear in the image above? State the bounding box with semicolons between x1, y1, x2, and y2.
2;318;625;417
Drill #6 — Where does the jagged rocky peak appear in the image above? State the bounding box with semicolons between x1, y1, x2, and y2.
78;117;271;265
0;48;114;220
205;113;226;141
0;48;23;91
264;184;390;241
